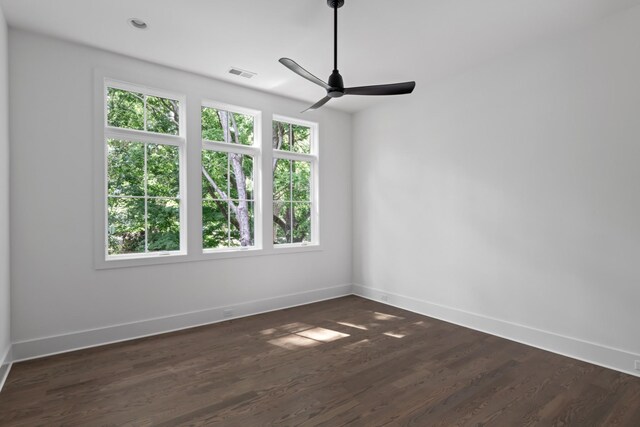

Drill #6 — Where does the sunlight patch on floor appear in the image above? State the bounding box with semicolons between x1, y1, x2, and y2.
277;322;315;333
383;331;406;339
260;322;313;336
268;334;320;350
374;312;404;321
297;327;350;343
266;325;350;350
336;321;368;330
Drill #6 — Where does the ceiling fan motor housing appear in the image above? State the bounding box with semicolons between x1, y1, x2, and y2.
327;70;345;97
327;0;344;8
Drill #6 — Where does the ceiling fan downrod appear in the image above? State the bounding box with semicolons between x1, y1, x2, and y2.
329;0;344;71
328;0;344;97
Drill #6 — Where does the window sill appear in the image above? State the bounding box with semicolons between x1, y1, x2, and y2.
106;251;185;260
199;244;322;260
94;245;322;270
201;247;264;260
96;251;188;270
272;243;321;254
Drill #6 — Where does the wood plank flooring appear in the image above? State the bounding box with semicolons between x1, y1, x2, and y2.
1;296;640;426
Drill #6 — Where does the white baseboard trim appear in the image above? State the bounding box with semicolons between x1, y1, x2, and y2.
12;284;353;363
0;344;12;393
353;284;640;378
12;283;639;379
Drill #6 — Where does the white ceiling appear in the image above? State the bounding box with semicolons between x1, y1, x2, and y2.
1;0;639;112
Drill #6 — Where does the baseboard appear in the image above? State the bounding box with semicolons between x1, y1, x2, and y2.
0;344;12;393
12;284;353;362
353;284;640;378
12;283;639;378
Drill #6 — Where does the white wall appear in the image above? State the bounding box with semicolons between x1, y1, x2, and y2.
0;6;10;368
353;5;640;374
9;30;352;357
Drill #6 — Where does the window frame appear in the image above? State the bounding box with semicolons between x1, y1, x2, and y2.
272;115;320;248
93;71;322;270
98;77;188;266
200;100;263;254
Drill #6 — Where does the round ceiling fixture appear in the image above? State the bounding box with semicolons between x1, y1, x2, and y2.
128;18;148;30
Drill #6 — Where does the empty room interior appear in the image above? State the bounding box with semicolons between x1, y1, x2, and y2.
1;0;640;425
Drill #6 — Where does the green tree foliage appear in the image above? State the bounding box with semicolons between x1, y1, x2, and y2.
272;122;312;244
202;108;255;248
272;121;311;154
107;88;179;134
107;140;180;255
106;88;181;255
107;88;144;130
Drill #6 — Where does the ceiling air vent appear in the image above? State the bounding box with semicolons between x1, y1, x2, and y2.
228;67;256;79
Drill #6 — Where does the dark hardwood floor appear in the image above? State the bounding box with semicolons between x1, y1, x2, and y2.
1;296;639;426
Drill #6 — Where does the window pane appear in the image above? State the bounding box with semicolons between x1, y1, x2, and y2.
229;217;241;247
107;88;144;130
273;201;291;244
248;201;255;242
273;122;311;153
147;144;179;198
202;106;225;142
229;200;254;247
202;149;255;250
273;159;290;202
202;199;255;249
108;197;145;255
273;121;291;151
292;161;311;202
107;139;144;197
147;199;180;252
202;200;231;249
202;151;228;200
273;119;315;246
244;155;255;198
291;124;311;154
228;154;253;200
293;203;311;243
202;108;254;146
146;96;179;135
231;112;254;146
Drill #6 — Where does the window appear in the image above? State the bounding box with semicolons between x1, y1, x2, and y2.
201;102;261;251
97;76;319;267
103;82;185;259
272;117;318;246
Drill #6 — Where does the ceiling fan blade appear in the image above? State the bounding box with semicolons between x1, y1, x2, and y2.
279;58;331;90
344;81;416;96
302;96;332;113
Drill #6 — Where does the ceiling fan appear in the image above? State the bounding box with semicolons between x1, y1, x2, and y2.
280;0;416;112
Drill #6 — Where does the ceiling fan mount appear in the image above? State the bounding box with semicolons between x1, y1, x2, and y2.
279;0;415;112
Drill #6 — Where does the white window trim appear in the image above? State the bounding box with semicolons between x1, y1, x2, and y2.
93;70;322;270
94;73;188;269
200;99;263;255
272;115;320;248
